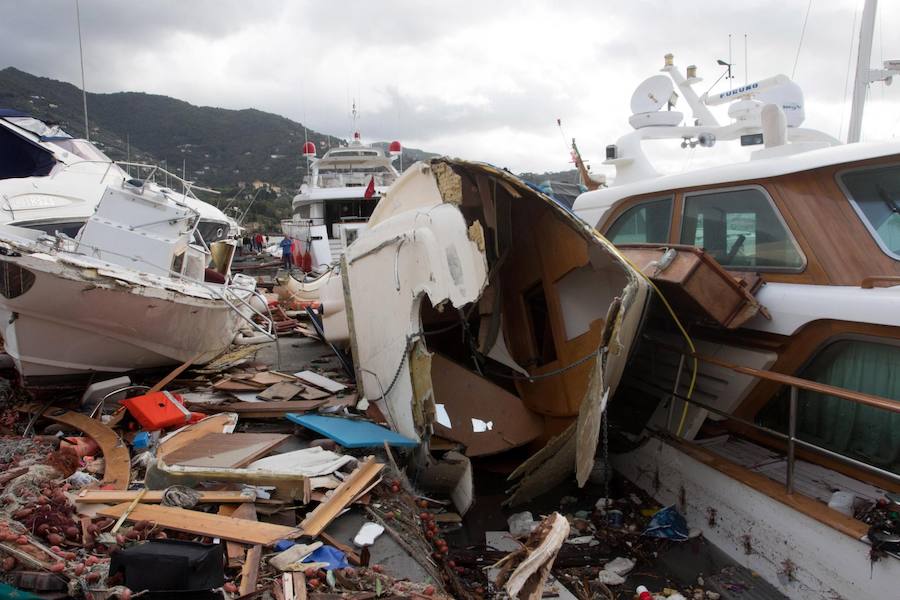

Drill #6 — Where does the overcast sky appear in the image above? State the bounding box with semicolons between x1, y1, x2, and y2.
1;0;898;174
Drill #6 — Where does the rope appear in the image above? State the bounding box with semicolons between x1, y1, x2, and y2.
791;0;814;79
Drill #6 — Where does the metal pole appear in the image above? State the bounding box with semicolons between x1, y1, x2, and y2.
848;0;878;143
786;386;798;494
74;0;89;141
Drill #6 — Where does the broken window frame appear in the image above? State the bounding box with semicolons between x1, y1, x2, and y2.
678;184;807;273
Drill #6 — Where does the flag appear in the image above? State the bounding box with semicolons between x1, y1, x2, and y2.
363;176;376;199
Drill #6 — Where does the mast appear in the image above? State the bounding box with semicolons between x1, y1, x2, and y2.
847;0;877;143
74;0;89;141
571;139;601;191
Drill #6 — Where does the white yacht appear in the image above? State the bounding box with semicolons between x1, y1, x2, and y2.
0;109;274;380
569;22;900;600
283;123;401;268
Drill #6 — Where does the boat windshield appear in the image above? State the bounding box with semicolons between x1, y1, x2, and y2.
50;138;113;163
3;116;73;140
840;164;900;259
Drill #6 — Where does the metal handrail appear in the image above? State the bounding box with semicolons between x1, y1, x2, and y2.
653;340;900;491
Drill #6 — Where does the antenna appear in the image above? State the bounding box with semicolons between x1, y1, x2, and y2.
74;0;89;141
744;33;749;85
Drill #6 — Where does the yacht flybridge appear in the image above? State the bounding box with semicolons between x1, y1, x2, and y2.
571;49;900;599
283;130;402;268
0;110;274;379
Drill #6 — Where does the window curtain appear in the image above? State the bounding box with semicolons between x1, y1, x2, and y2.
792;341;900;474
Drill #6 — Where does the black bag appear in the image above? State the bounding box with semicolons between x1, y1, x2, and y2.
109;539;224;594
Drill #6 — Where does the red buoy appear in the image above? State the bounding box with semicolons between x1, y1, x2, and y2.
302;141;316;158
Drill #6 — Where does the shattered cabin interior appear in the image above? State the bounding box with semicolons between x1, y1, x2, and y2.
343;158;649;506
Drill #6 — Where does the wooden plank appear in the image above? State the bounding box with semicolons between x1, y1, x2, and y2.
32;408;130;489
294;371;346;393
319;532;361;566
157;413;236;461
98;503;301;545
240;544;262;595
292;572;307;600
148;352;204;394
219;502;257;568
75;489;254;504
164;433;290;469
258;382;305;402
251;371;297;387
300;458;384;537
188;400;327;417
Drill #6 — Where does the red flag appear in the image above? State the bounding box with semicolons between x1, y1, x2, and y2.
363;176;376;199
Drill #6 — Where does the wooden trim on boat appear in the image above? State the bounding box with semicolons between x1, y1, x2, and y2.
666;435;870;540
598;154;900;286
734;319;900;418
720;423;900;493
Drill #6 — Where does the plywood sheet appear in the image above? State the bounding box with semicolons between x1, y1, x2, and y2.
164;433;290;468
430;354;543;456
158;413;237;461
98;503;301;545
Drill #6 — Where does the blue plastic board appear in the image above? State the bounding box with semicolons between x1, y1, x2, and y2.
285;413;419;448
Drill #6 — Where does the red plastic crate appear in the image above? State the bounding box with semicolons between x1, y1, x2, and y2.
121;391;199;430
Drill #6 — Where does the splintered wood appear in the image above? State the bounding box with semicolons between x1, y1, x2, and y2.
300;457;384;537
98;503;302;545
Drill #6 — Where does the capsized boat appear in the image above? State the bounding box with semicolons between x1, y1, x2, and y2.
572;50;900;598
341;157;649;500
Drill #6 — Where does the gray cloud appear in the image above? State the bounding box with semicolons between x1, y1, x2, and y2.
1;0;897;172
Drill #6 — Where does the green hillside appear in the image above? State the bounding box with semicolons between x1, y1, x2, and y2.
0;67;434;230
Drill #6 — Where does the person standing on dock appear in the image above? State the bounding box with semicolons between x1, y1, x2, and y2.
280;236;293;271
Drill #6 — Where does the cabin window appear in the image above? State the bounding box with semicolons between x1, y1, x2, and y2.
523;282;557;367
838;164;900;259
680;187;804;270
756;339;900;475
0;127;55;180
0;261;35;299
606;197;672;245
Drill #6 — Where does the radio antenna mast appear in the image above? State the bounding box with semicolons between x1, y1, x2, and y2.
75;0;89;141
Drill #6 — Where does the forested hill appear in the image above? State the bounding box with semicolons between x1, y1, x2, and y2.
0;67;435;228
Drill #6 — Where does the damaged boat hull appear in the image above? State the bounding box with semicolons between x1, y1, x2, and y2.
0;251;251;378
343;158;649;497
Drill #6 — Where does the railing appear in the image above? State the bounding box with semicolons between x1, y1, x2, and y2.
46;159;218;202
653;339;900;492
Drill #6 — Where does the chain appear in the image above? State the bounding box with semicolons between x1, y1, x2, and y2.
602;407;610;530
364;335;417;402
